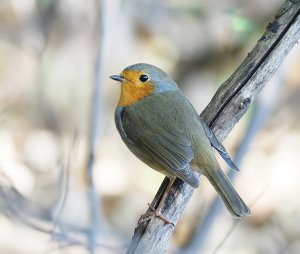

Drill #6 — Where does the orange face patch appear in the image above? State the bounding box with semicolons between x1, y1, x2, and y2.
118;70;155;106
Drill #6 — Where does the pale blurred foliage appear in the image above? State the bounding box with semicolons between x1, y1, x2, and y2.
0;0;300;253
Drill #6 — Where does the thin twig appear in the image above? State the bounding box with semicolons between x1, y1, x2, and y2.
0;175;124;252
51;132;75;246
85;0;110;252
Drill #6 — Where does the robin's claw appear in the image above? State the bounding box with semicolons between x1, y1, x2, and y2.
138;203;174;226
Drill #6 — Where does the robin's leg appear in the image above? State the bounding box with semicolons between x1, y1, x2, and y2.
138;177;175;225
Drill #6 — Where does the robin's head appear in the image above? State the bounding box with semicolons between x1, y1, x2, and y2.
110;63;178;106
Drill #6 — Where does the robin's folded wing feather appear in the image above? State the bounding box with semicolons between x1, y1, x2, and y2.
126;123;199;188
200;118;239;172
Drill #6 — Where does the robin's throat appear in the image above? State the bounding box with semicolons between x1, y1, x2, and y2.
118;82;154;106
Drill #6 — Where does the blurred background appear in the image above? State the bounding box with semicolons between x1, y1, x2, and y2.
0;0;300;253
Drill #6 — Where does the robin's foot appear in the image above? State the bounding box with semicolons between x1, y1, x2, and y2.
138;203;174;226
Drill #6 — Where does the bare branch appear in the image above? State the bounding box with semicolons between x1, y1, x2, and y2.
181;71;284;253
85;0;109;252
0;177;124;252
127;1;300;253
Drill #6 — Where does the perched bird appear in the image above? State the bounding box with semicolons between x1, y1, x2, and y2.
110;63;250;223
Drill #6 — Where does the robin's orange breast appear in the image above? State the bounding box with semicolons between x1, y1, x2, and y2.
118;70;154;106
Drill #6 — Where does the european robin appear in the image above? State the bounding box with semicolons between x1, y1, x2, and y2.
110;63;250;223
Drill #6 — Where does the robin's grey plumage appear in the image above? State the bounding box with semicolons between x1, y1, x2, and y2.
111;63;250;218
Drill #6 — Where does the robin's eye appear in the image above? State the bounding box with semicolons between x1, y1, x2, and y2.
139;74;149;82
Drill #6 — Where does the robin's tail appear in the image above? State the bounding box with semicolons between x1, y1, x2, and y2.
205;168;251;218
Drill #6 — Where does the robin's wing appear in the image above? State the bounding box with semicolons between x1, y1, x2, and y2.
124;118;199;188
140;130;199;188
200;118;239;172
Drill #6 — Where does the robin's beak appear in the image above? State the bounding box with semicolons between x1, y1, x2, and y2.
109;75;125;82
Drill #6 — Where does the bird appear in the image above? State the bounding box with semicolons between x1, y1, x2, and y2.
110;63;250;224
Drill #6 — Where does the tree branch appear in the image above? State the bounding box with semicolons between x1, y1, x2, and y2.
127;1;300;253
181;71;284;253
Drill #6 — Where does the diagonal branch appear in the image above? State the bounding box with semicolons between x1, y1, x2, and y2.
127;1;300;253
